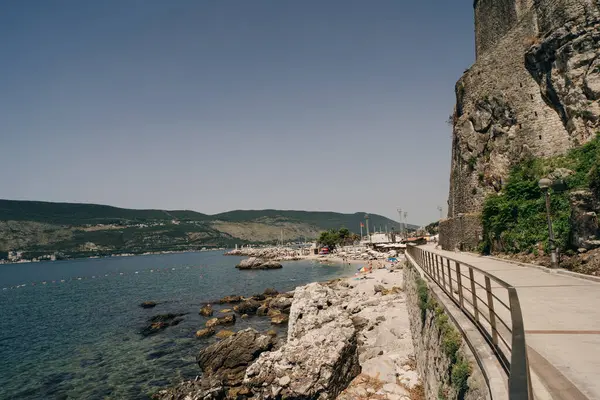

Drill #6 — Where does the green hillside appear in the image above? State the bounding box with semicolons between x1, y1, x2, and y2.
212;209;413;232
0;199;210;225
0;199;415;259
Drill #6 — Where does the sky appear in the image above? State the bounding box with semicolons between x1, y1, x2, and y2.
0;1;475;226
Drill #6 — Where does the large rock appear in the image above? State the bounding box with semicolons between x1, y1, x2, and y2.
260;261;283;269
234;299;261;315
198;328;275;387
570;190;600;249
139;301;157;309
199;304;213;317
205;314;236;328
235;257;264;269
195;327;216;338
155;329;274;399
140;313;185;337
268;295;293;311
263;287;279;296
244;283;361;399
219;295;242;304
236;257;283;270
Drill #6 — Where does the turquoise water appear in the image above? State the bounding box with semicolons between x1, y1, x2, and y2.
0;251;355;400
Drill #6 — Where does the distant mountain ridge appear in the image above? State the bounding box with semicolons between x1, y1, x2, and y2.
0;199;417;258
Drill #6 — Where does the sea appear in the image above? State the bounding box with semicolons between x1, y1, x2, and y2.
0;251;357;400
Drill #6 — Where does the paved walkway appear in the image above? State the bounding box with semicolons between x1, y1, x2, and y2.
423;244;600;400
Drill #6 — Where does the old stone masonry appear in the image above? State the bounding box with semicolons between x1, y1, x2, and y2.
442;0;600;250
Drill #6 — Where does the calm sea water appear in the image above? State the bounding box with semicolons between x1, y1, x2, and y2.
0;251;356;400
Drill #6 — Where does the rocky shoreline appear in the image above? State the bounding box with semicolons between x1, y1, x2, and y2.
226;246;402;263
153;256;421;400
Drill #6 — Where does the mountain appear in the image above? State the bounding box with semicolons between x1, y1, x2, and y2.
0;200;415;259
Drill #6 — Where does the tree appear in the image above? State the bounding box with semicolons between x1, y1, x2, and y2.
317;229;340;250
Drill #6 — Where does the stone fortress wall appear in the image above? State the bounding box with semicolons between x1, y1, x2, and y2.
443;0;600;250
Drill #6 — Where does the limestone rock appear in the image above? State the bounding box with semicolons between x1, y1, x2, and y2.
205;314;235;328
219;295;242;304
260;261;284;269
235;257;283;270
244;283;360;399
215;330;235;339
199;304;213;317
234;299;260;315
263;287;279;296
570;190;600;249
268;295;293;311
256;305;269;316
235;257;264;269
270;314;289;325
140;313;185;336
139;301;157;309
195;327;215;338
197;328;274;387
266;308;281;317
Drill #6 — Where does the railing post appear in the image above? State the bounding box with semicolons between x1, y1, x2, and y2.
469;268;479;323
435;255;440;282
485;276;499;346
455;262;464;307
428;253;432;274
440;256;446;291
447;259;452;293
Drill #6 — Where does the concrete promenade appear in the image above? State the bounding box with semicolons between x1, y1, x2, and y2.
422;244;600;400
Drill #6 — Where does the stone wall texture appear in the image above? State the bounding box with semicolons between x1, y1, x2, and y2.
404;264;490;400
445;0;600;249
439;214;483;252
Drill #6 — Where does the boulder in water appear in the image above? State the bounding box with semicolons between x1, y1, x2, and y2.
195;327;216;338
139;301;157;309
236;257;283;270
140;313;186;337
263;287;279;296
234;299;261;315
199;304;213;317
219;295;242;304
270;314;289;325
205;314;236;328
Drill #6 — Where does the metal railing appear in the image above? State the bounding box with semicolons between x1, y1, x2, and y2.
406;245;533;400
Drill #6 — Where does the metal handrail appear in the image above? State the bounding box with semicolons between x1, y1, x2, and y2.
407;245;533;400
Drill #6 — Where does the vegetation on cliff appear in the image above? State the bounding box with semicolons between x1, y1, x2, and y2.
481;134;600;254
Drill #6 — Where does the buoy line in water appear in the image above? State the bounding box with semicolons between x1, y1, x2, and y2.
1;265;210;292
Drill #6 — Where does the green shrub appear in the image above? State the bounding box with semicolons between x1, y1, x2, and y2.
451;355;472;399
481;134;600;254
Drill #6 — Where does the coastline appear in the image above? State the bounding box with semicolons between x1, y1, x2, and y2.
154;252;421;399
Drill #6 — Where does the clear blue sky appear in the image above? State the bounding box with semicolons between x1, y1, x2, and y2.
1;1;475;226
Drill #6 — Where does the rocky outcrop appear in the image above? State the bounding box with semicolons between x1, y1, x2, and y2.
205;314;235;328
219;295;242;304
195;327;215;338
236;257;283;270
570;190;600;249
233;299;261;315
243;283;361;399
154;329;275;399
199;304;213;317
140;301;157;309
225;247;302;261
140;313;185;337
